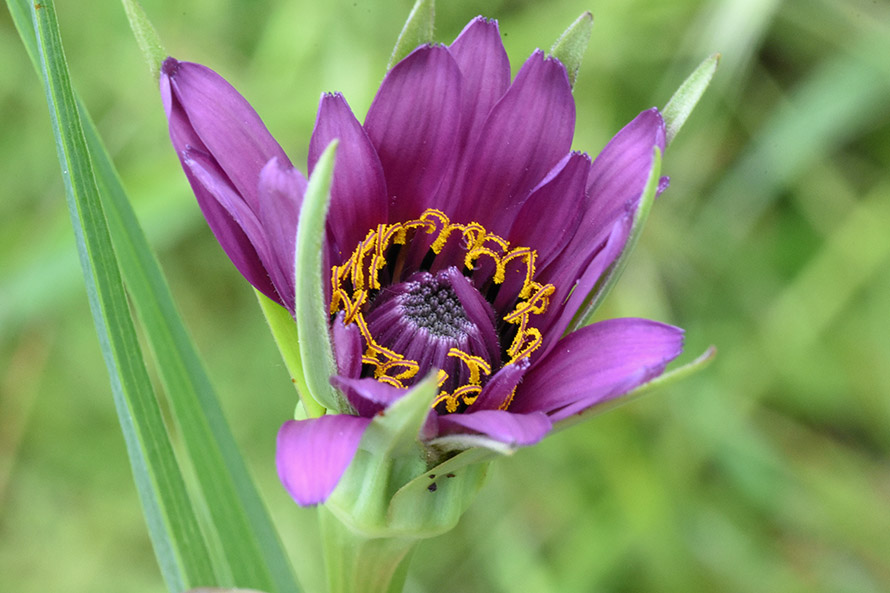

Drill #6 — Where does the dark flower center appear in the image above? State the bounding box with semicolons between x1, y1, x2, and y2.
330;208;555;414
400;274;469;338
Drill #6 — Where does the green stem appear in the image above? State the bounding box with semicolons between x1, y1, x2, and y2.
319;506;418;593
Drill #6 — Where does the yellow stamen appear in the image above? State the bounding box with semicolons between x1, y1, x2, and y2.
329;208;555;413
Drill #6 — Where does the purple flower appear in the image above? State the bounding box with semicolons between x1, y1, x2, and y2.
161;17;683;507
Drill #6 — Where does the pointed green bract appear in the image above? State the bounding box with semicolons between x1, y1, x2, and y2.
569;147;663;331
256;290;326;418
387;0;435;70
295;140;341;412
663;53;720;146
554;346;717;433
121;0;167;81
15;0;216;588
549;11;593;89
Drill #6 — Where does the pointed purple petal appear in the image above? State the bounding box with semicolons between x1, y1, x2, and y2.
449;17;511;148
309;93;388;257
437;409;551;447
179;147;279;302
332;313;363;379
449;50;575;235
469;358;530;411
582;108;666;240
537;213;633;357
538;109;665;303
161;59;291;210
364;46;462;220
256;157;306;312
508;152;590;271
511;318;684;421
276;415;371;506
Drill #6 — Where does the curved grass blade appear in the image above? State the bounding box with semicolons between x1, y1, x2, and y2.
14;0;216;588
11;1;301;591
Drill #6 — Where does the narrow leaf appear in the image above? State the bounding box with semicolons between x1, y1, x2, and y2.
12;1;302;590
387;0;435;70
295;140;341;411
570;147;663;330
121;0;167;81
18;0;216;589
549;11;594;89
663;53;720;146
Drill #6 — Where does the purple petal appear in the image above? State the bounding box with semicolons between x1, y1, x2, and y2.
309;93;388;257
437;409;551;447
161;59;291;212
469;358;530;411
507;151;590;271
436;17;512;207
364;46;462;220
537;213;633;357
161;67;279;303
449;17;511;150
330;376;404;418
582;108;666;247
332;313;363;380
256;158;306;312
510;318;684;421
448;50;575;235
181;148;281;302
276;415;371;506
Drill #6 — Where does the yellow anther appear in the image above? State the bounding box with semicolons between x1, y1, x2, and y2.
447;349;492;385
329;207;555;414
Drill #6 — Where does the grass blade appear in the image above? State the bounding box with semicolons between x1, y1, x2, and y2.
12;1;301;590
14;0;217;588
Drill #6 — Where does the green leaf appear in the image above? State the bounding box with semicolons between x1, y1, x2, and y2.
569;147;663;331
663;53;720;146
554;346;717;432
295;140;341;412
12;1;301;590
13;0;216;589
120;0;167;81
549;11;594;89
256;290;326;418
387;0;435;70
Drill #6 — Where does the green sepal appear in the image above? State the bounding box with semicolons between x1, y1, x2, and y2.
325;374;489;540
294;140;341;413
548;11;594;89
554;346;717;433
121;0;167;81
569;146;663;331
255;289;326;418
387;0;435;70
663;53;720;146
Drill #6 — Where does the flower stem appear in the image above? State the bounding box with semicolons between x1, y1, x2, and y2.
319;506;418;593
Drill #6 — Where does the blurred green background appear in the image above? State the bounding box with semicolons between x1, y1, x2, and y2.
2;0;889;591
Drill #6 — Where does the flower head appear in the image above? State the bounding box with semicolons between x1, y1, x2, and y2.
161;17;684;508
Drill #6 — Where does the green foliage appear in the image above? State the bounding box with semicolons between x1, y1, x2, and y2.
3;1;890;593
294;140;340;413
